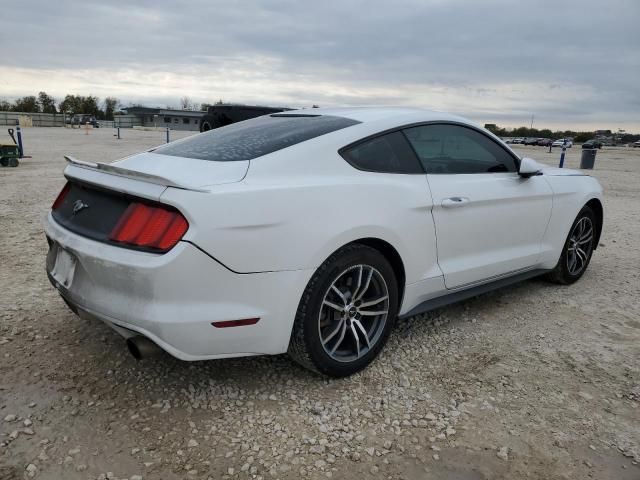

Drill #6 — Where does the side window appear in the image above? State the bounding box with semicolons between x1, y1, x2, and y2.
341;131;423;174
403;124;518;174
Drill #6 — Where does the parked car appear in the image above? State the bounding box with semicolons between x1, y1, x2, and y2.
552;139;573;148
68;114;99;127
509;137;524;144
503;137;520;144
537;138;552;146
199;104;292;132
582;139;603;149
523;137;540;145
633;141;640;148
45;107;603;377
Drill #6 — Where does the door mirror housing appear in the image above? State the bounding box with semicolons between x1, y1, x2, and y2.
518;157;543;178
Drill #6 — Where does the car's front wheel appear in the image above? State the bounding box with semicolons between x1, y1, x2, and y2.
546;206;596;284
288;244;398;377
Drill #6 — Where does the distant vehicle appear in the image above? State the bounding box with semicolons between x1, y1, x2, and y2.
537;138;552;146
633;141;640;148
199;104;292;132
67;114;99;127
510;137;524;144
582;139;603;149
523;137;540;145
552;139;573;148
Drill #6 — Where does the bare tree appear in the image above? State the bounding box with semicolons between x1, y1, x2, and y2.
180;96;192;110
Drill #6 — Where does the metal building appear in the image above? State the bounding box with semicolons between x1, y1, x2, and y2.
117;107;205;131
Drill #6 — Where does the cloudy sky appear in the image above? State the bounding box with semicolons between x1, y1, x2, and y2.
1;0;638;131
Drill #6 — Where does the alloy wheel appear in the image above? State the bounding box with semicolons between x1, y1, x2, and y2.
567;216;594;275
318;265;390;363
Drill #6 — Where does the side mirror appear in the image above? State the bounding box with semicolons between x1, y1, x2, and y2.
518;157;542;178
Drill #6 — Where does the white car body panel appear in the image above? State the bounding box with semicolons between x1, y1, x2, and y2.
44;214;313;359
46;107;603;361
427;172;553;288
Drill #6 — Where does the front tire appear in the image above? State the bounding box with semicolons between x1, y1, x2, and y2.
546;206;596;284
288;244;399;377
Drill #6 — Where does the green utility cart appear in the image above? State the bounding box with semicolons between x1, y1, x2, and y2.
0;143;20;167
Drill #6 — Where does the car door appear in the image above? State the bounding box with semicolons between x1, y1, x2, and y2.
403;123;553;289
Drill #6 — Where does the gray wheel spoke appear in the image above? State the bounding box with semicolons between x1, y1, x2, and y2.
353;319;371;349
579;227;593;242
359;310;388;316
329;321;348;355
349;323;361;358
354;268;373;301
568;251;577;272
576;246;587;264
577;235;593;246
323;300;344;312
331;285;348;305
350;266;364;301
322;319;345;346
359;295;388;308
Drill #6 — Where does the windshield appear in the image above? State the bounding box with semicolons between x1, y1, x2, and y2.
152;114;360;162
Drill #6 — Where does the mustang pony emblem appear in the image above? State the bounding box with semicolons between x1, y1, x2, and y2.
72;199;89;215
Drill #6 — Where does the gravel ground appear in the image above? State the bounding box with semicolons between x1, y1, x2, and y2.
1;127;639;480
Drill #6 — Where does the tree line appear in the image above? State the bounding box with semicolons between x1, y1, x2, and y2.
484;124;638;143
0;92;119;121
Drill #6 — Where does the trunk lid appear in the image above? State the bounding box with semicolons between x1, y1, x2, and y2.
113;152;249;189
53;151;247;249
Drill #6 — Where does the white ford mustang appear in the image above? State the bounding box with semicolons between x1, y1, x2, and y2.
45;107;603;377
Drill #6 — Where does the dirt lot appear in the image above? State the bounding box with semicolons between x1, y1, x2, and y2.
1;127;639;480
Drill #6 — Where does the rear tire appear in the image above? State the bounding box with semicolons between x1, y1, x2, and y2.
288;244;398;377
546;206;596;284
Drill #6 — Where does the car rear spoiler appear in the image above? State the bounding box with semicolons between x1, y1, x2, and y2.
64;155;208;192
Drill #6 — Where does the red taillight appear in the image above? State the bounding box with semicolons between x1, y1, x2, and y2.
52;182;71;210
110;202;188;252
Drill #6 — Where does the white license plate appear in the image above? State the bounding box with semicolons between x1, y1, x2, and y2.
50;246;77;289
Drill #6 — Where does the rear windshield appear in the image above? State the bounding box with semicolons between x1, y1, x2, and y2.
152;114;360;161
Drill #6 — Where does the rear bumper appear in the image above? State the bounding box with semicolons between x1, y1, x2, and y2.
44;213;312;360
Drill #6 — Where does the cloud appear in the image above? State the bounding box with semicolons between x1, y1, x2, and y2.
1;0;638;130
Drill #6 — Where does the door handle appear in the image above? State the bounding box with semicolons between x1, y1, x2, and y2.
441;197;470;208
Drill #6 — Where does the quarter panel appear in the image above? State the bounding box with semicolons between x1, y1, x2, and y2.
161;154;440;285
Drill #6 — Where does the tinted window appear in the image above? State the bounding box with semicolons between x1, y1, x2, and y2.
404;124;518;174
153;114;359;162
341;131;423;174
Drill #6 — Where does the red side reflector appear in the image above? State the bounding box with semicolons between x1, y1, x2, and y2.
109;202;188;252
211;318;260;328
52;182;71;210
